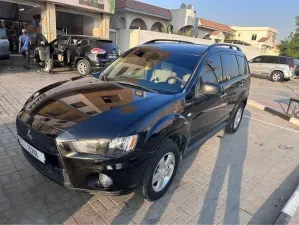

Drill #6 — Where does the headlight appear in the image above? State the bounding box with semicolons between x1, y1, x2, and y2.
68;135;138;157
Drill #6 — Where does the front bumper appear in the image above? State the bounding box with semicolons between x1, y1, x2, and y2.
17;124;148;195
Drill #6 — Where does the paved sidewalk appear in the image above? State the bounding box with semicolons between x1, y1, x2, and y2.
250;77;299;116
0;73;298;224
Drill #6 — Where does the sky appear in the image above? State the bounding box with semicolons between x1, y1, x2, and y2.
138;0;299;41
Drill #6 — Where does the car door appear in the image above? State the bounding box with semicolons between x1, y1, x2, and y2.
50;36;69;63
189;54;229;145
260;56;278;76
249;56;263;75
67;37;83;64
221;53;245;114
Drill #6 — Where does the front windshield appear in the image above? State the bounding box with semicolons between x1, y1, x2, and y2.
0;29;6;40
102;46;200;94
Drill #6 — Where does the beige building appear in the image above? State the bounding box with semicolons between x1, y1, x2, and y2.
228;26;278;54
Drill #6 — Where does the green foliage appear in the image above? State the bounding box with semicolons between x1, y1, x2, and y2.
278;15;299;58
109;0;115;14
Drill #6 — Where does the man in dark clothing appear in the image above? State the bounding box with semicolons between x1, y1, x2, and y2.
19;29;31;69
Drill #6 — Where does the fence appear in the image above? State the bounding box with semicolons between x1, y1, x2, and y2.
116;29;261;60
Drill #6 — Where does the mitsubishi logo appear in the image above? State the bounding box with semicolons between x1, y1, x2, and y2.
26;129;33;140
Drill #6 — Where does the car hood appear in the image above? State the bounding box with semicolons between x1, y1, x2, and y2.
20;76;175;140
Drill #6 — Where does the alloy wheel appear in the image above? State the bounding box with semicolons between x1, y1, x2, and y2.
234;107;243;129
78;62;87;74
152;152;175;192
272;73;281;81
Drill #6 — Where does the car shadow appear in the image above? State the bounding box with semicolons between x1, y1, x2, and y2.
248;165;299;224
0;121;93;224
110;111;250;224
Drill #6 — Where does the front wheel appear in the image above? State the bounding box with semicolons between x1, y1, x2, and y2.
226;103;245;134
140;139;180;201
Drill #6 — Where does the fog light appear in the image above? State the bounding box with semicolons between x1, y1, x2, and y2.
99;173;113;188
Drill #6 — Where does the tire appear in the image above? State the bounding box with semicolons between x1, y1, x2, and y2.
140;139;180;201
270;71;283;82
225;103;245;134
76;59;91;76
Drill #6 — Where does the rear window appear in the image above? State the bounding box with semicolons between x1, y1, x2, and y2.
90;40;118;51
237;56;248;75
294;59;299;66
278;57;294;65
223;54;239;81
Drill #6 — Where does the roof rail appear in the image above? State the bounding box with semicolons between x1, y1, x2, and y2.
143;39;194;45
207;43;242;52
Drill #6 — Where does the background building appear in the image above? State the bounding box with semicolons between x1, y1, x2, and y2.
0;0;115;51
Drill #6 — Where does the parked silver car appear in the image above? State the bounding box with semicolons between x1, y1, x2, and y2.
0;28;9;59
249;55;295;82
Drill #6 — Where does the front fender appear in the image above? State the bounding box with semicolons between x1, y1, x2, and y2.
143;114;190;154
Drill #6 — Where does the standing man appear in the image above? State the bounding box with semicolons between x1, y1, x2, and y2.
19;29;31;70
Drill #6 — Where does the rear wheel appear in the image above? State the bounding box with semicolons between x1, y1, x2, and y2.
270;71;283;82
226;103;245;134
140;139;180;201
76;59;91;75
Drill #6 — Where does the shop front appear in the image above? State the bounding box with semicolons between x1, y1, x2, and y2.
0;0;114;51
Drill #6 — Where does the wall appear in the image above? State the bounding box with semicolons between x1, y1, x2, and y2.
112;11;170;31
197;27;214;39
116;29;261;60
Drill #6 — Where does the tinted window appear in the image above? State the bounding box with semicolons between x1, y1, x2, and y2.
237;56;248;74
90;40;118;51
261;56;277;64
200;54;223;84
294;59;299;66
69;37;82;45
0;29;6;39
278;57;287;64
251;57;262;63
223;54;239;81
104;47;199;94
51;36;69;47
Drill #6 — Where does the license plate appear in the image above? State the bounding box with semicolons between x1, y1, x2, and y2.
18;136;45;163
108;55;117;59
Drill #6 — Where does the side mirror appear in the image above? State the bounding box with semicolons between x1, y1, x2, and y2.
40;41;45;45
201;83;223;95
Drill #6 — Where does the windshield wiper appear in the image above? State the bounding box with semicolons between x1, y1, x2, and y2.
111;81;159;93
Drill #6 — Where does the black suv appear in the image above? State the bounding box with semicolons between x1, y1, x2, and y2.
31;34;119;75
16;40;250;201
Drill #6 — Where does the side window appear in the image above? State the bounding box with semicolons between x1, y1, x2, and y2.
251;57;262;63
237;56;247;75
261;56;277;64
52;36;69;48
223;54;239;81
199;54;223;84
69;37;81;46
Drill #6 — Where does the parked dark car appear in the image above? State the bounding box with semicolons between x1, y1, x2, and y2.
16;40;250;201
31;34;120;75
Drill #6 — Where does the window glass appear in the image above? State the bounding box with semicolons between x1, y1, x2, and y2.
90;40;117;51
104;47;200;94
223;54;239;81
261;56;277;64
0;29;6;39
251;57;262;63
293;59;299;67
200;54;223;84
251;34;257;41
69;37;82;45
237;56;247;74
52;36;69;48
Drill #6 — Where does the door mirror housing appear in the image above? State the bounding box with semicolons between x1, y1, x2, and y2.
40;41;45;45
200;83;223;96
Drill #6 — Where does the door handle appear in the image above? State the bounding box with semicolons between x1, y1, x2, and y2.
220;93;227;98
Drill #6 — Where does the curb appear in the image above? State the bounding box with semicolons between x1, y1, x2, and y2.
275;185;299;225
247;100;299;127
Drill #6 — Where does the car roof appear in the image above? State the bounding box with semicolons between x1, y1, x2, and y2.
142;43;208;55
141;42;245;57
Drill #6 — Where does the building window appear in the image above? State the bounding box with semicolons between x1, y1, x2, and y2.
251;34;257;41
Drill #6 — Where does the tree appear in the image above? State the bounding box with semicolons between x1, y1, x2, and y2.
278;15;299;58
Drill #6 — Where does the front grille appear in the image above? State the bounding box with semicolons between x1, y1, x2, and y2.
16;119;58;154
22;149;64;183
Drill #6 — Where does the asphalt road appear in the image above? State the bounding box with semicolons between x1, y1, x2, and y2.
249;77;299;115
